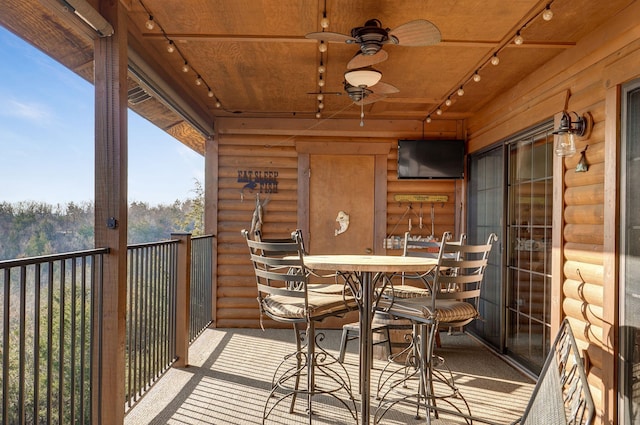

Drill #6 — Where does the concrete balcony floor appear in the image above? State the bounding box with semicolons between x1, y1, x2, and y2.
125;327;534;424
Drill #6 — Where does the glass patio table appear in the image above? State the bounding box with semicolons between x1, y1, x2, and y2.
301;254;438;425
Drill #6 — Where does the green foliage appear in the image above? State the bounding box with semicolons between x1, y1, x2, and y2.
0;180;205;260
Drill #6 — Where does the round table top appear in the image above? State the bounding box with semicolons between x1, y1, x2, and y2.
301;254;437;273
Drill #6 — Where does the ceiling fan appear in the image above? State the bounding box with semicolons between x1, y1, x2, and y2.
306;18;441;69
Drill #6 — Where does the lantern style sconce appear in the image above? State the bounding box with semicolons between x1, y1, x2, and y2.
553;111;589;157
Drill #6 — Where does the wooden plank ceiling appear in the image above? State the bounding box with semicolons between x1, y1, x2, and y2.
0;0;635;153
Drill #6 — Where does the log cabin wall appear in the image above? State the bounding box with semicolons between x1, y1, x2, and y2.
213;120;463;329
466;2;640;423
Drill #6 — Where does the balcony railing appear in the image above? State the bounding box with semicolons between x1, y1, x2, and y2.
1;233;214;423
125;239;179;408
0;248;109;425
189;235;213;342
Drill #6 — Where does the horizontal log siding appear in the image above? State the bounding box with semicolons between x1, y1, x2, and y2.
465;3;640;419
215;133;463;328
216;134;300;328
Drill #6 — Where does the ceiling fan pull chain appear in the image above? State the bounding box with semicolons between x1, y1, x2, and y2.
360;88;365;126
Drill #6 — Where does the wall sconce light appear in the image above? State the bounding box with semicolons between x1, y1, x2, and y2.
553;111;589;157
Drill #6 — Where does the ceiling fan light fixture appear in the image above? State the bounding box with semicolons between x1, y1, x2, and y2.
344;68;382;87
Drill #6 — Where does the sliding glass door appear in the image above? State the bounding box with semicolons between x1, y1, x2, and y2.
620;80;640;425
467;122;554;373
505;125;554;373
467;146;504;349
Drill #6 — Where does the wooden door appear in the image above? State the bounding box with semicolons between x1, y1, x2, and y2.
308;154;375;255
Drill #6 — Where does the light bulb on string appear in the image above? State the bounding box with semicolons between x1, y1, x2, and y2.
426;116;432;123
166;40;175;53
320;14;329;29
195;76;203;86
318;41;327;53
215;100;221;108
542;5;553;21
182;62;190;73
457;86;465;96
317;93;324;101
436;108;443;115
318;76;325;87
445;97;452;106
316;111;322;119
318;101;324;109
145;15;155;30
318;64;326;74
473;71;481;82
208;90;214;98
491;53;500;66
514;31;524;45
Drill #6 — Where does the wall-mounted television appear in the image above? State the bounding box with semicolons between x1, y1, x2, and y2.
397;139;465;179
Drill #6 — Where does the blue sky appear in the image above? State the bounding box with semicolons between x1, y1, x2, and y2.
0;26;205;206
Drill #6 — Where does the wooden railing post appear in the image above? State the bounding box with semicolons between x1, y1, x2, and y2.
172;233;192;367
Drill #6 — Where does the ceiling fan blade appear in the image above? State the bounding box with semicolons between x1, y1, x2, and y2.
346;49;388;70
355;92;387;105
387;19;441;46
370;81;399;94
305;31;354;43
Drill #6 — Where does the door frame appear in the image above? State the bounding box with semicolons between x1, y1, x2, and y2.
295;138;391;254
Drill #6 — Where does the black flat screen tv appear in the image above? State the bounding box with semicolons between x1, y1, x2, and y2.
397;139;465;179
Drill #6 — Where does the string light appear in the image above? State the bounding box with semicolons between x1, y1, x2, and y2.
320;12;329;29
425;1;556;124
318;41;327;53
514;31;524;45
145;15;155;30
138;0;222;110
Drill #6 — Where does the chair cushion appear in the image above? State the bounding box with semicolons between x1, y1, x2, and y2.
434;299;478;323
263;293;357;320
380;298;478;324
384;285;430;299
308;283;348;294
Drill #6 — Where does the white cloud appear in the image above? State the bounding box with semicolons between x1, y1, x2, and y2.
0;97;52;123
